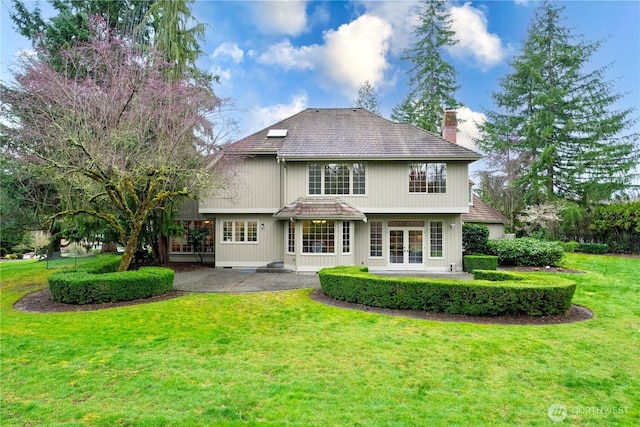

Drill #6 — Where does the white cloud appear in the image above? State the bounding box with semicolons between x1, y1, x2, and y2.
448;3;509;70
359;0;420;55
257;40;318;70
209;66;232;86
321;15;392;96
257;14;392;97
514;0;529;5
456;106;486;152
246;93;308;134
253;1;308;36
212;43;244;63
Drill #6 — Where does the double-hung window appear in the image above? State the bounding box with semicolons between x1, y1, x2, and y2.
309;163;366;195
222;221;258;243
409;163;447;193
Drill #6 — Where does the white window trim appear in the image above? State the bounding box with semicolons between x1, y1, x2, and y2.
368;220;384;259
308;163;367;196
342;221;351;254
221;220;259;244
428;221;444;259
407;162;447;195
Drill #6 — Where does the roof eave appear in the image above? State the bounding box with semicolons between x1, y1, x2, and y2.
277;155;482;162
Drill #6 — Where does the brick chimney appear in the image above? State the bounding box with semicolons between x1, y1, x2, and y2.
442;109;457;144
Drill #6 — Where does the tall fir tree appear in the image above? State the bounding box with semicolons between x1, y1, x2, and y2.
391;0;460;133
477;1;638;206
353;80;381;115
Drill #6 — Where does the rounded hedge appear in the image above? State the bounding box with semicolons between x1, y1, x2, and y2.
319;266;576;317
48;255;174;304
487;238;565;266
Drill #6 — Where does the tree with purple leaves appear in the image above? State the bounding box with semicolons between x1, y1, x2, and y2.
1;18;232;271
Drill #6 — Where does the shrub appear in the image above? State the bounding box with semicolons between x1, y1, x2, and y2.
82;254;122;274
576;243;608;254
319;266;576;316
561;241;579;253
487;238;564;266
463;255;498;273
48;254;173;304
463;223;490;255
0;248;7;257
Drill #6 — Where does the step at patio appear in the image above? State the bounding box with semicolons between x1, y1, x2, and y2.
256;261;291;273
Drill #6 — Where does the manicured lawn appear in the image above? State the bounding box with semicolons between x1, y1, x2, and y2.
1;254;638;426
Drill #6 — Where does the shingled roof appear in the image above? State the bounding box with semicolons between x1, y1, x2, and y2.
273;197;366;221
226;108;482;161
462;195;508;224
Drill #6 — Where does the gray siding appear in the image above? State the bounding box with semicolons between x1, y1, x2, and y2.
200;155;281;212
283;161;471;213
214;214;283;268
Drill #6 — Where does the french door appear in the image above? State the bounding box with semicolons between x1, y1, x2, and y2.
388;228;424;268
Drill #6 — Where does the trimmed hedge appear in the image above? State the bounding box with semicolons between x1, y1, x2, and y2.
487;238;564;266
48;255;174;304
319;266;576;316
463;255;498;273
577;243;608;254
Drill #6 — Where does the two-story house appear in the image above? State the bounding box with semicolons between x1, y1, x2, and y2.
177;108;483;272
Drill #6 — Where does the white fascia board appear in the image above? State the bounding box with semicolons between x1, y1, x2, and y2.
198;208;279;214
362;207;469;214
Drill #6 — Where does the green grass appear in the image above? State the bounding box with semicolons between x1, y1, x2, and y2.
1;254;638;426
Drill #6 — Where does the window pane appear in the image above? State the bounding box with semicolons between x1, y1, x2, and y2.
288;221;295;253
430;222;443;258
370;221;382;257
235;221;245;242
324;164;350;195
247;221;258;242
309;164;322;195
302;220;335;253
409;163;427;193
223;221;233;242
427;163;446;193
353;163;366;195
342;222;351;253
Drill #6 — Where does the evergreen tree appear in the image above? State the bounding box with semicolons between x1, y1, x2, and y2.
477;1;639;206
391;0;460;133
353;80;380;114
146;0;209;81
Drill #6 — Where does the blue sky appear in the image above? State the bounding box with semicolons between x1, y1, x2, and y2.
2;0;639;161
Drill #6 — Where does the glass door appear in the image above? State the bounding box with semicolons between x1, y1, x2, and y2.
388;228;424;268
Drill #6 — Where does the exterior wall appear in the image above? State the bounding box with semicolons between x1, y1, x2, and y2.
200;155;282;213
354;214;463;273
285;220;356;272
486;223;505;240
214;214;283;268
283;161;471;213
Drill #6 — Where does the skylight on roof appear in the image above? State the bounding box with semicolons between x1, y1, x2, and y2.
267;129;288;138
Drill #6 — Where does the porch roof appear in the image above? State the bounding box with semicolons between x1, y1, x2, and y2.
273;197;367;221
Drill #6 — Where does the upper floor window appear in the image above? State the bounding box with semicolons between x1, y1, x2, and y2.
309;163;366;195
409;163;447;194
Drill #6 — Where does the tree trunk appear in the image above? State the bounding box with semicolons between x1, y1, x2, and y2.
118;225;143;272
158;234;169;265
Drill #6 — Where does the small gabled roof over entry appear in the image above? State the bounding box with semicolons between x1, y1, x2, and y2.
273;197;367;221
